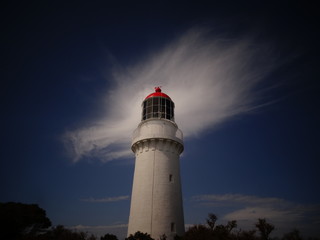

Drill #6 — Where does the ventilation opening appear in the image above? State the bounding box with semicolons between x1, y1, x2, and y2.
171;222;175;232
169;174;173;182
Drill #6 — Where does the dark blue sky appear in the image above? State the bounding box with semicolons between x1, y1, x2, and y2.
1;1;319;238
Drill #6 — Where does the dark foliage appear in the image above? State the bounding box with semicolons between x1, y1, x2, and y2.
2;202;320;240
101;233;119;240
180;213;320;240
26;225;97;240
125;231;154;240
181;214;240;240
159;234;167;240
184;224;213;240
255;218;275;240
282;229;303;240
206;213;217;230
0;202;51;240
236;229;257;240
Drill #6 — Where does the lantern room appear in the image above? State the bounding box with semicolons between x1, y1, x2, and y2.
142;87;175;122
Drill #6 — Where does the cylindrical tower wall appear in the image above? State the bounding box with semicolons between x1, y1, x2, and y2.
128;119;184;240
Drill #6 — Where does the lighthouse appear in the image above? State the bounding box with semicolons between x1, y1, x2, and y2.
128;87;185;240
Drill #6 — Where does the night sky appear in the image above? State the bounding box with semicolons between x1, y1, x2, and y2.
1;1;320;238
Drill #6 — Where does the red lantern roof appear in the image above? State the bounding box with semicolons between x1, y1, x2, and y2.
145;87;171;100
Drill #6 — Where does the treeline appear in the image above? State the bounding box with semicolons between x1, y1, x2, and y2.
1;202;319;240
175;213;320;240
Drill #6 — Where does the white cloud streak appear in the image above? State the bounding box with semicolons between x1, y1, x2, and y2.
80;195;129;203
192;194;289;207
64;28;277;162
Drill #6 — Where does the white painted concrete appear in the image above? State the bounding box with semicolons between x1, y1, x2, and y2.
128;119;184;240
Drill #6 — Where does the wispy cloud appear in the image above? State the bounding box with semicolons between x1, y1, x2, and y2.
192;194;289;207
64;28;277;162
191;194;320;236
80;195;129;203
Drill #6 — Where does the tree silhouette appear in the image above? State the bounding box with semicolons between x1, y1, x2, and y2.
237;229;257;240
32;225;97;240
159;234;167;240
3;202;320;240
255;218;275;240
0;202;51;240
101;233;118;240
206;213;217;230
183;224;213;240
226;220;237;234
282;229;303;240
125;231;154;240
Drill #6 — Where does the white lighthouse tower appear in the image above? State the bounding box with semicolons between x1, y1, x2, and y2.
128;87;185;240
